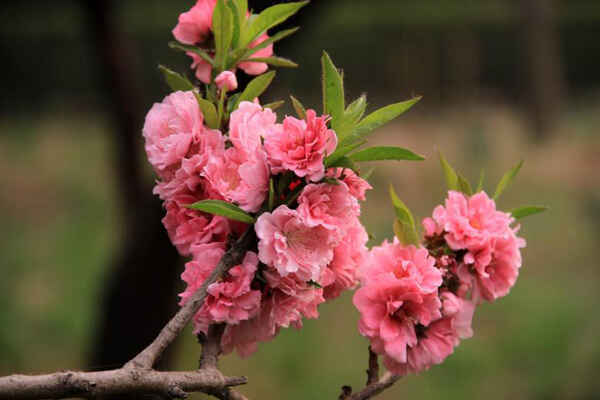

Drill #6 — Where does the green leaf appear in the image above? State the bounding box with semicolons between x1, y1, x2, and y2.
240;56;298;68
168;42;215;66
476;169;485;192
233;71;276;109
439;152;459;191
263;100;285;111
241;1;308;48
158;65;195;92
186;200;255;224
213;0;234;70
349;146;425;162
321;51;345;126
494;160;524;200
242;27;300;60
226;0;242;48
361;167;375;180
345;95;367;124
194;92;219;129
290;95;306;119
327;156;358;172
389;185;419;245
268;178;275;211
226;93;241;114
324;139;366;167
458;174;473;195
510;205;549;219
349;97;421;142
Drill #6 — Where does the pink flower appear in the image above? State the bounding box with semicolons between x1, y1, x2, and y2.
195;252;262;327
326;168;372;201
215;71;238;92
237;34;274;76
204;147;269;213
228;101;277;156
162;192;230;256
188;52;213;83
353;241;443;365
264;110;337;181
440;291;475;340
172;0;217;45
255;205;336;282
142;91;204;176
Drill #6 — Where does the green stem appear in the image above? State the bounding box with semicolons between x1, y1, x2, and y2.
217;89;227;129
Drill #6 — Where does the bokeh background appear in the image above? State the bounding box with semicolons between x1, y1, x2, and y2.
1;1;599;399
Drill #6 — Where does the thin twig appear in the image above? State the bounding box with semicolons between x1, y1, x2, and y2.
349;372;400;400
366;346;379;386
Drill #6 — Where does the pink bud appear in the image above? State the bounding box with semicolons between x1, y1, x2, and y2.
215;71;238;92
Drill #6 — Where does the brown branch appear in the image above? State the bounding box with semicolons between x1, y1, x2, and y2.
0;369;246;400
0;228;257;399
366;346;379;386
127;228;257;370
338;347;400;400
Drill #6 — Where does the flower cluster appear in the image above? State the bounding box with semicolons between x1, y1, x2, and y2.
143;91;371;356
354;190;525;376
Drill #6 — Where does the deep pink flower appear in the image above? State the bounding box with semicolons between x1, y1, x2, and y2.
440;291;475;340
255;205;336;282
297;182;360;237
203;147;269;213
215;71;238;92
354;241;443;365
264;110;337;181
228;101;277;156
142;91;204;176
172;0;217;45
326;168;372;201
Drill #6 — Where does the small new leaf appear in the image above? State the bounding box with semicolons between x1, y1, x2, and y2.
263;100;285;111
349;96;421;142
476;169;485;192
158;65;195;92
344;95;368;124
186;200;255;224
439;152;459;191
234;71;276;109
241;1;308;47
349;146;425;162
494;160;524;200
458;174;473;195
194;93;219;129
321;51;345;127
510;205;548;220
389;185;419;245
240;56;298;68
290;95;306;119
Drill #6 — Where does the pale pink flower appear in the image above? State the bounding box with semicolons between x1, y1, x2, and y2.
237;34;274;76
255;205;336;282
204;147;269;213
228;101;277;155
215;71;238;92
326;168;372;201
297;182;360;237
195;252;262;327
188;52;213;83
172;0;217;45
162;192;230;256
142;91;204;176
264;110;337;181
440;291;475;340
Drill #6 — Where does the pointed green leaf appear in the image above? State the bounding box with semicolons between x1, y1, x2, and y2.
290;95;306;119
213;0;234;70
327;156;358;172
345;95;368;124
242;27;300;60
168;42;215;67
324;139;366;167
458;174;473;195
186;200;255;224
476;169;485;192
321;51;345;125
361;167;375;180
494;160;524;200
234;70;276;109
389;185;419;245
263;100;285;111
349;146;425;163
348;97;421;142
240;56;298;68
439;152;459;191
227;0;242;48
158;65;195;92
510;205;549;219
194;92;219;129
241;1;308;47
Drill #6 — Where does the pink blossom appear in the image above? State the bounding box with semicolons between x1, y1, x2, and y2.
326;168;372;201
264;110;337;181
237;34;274;76
172;0;217;45
196;252;262;327
142;91;204;176
204;147;269;213
440;291;475;340
255;205;336;282
228;101;277;156
188;52;213;83
353;241;443;365
297;182;360;237
215;71;238;92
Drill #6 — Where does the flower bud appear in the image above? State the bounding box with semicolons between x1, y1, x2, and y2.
215;71;238;92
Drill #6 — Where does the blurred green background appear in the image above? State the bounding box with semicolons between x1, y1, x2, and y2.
1;1;599;399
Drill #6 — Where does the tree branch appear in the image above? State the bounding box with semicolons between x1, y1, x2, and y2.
366;346;379;386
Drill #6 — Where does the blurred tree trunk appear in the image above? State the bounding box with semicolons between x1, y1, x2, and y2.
83;0;181;394
518;0;566;140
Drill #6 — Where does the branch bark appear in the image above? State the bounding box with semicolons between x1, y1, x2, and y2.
338;348;400;400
